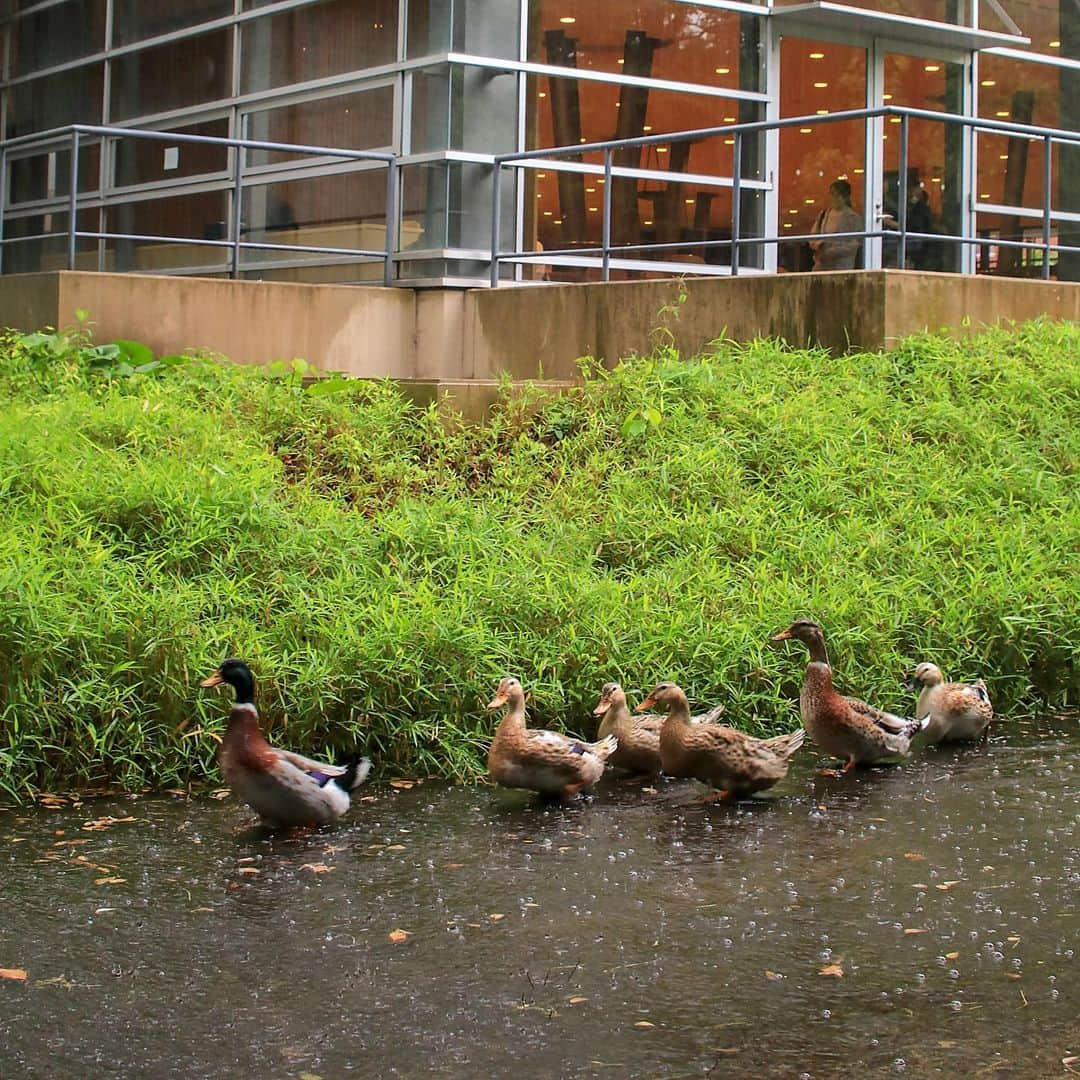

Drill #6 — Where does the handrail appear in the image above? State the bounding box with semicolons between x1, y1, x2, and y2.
491;104;1080;286
0;123;397;286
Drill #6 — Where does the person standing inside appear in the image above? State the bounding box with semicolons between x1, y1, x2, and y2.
809;178;863;270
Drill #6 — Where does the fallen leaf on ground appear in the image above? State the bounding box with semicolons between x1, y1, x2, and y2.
237;868;261;876
385;844;406;852
765;970;783;981
0;968;27;980
904;928;928;935
443;862;464;869
912;883;929;890
568;996;587;1005
634;1021;655;1030
936;881;962;891
903;853;926;861
388;929;411;944
209;789;231;800
94;877;126;886
945;951;960;960
82;816;136;832
488;913;505;922
818;963;844;977
299;863;334;874
389;780;415;790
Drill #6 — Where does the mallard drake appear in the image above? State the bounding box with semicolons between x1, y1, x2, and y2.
635;682;805;800
200;658;370;826
771;619;928;775
905;662;993;743
593;682;727;776
487;676;618;800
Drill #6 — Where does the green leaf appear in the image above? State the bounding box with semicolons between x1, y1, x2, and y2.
114;339;155;368
305;377;354;397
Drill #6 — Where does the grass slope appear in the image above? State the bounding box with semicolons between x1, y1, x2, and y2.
0;319;1076;798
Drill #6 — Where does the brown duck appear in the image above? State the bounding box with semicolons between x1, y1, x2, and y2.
771;619;928;774
905;662;993;743
593;682;726;776
636;682;805;800
487;676;618;800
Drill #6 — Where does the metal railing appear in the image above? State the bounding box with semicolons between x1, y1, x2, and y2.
0;124;398;286
490;105;1080;286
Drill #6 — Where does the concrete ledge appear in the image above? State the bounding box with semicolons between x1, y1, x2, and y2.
1;270;1077;397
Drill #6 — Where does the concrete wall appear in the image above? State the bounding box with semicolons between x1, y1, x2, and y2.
0;270;1076;388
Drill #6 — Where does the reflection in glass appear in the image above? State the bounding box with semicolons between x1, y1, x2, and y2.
114;122;229;189
10;0;106;75
112;1;232;46
241;0;398;94
244;88;395;168
111;32;231;121
408;0;521;59
7;65;104;138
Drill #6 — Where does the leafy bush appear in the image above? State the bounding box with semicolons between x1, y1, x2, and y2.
0;318;1076;799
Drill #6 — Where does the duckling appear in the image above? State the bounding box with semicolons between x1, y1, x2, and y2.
905;662;993;743
487;676;617;800
771;619;928;774
200;658;370;826
593;682;727;776
636;682;805;800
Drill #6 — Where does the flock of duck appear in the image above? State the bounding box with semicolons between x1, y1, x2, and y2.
200;618;994;827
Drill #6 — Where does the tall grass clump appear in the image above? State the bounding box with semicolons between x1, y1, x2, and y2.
0;316;1076;799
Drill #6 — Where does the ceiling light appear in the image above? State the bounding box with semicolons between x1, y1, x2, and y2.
588;206;599;212
656;147;668;153
817;109;829;115
980;193;990;199
536;193;543;198
995;110;1009;117
597;178;605;183
724;138;735;145
685;198;695;204
809;51;825;59
1049;39;1061;47
853;168;864;174
538;92;547;98
814;81;828;88
617;59;624;65
579;137;587;143
586;187;595;192
924;64;940;72
554;219;562;224
800;127;813;133
783;222;793;228
715;67;730;75
981;79;996;86
889;116;902;123
537;172;546;178
882;93;893;100
643;219;653;225
643;125;652;131
805;198;816;204
999;153;1009;159
559;16;576;23
788;208;798;214
543;210;553;216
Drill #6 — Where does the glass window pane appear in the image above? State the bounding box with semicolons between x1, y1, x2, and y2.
6;64;104;137
10;1;106;75
452;65;517;153
112;0;233;46
8;144;101;205
529;1;764;90
239;171;393;283
407;0;521;59
241;0;398;93
243;87;395;167
105;190;231;273
113;120;230;188
979;0;1073;60
410;66;451;153
111;30;231;121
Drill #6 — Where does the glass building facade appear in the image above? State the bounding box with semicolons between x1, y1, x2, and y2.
1;0;1076;283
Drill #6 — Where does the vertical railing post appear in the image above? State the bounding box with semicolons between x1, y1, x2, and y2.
1042;134;1052;280
67;129;80;270
0;146;7;276
897;113;909;270
383;156;397;287
230;139;244;279
731;131;742;277
601;148;612;282
490;160;502;288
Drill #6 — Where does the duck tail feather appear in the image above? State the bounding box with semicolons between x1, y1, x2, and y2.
330;755;372;793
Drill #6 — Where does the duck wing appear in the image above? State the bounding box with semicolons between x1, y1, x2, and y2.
271;747;347;782
843;695;916;734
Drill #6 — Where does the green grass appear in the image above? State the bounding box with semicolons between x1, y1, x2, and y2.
0;317;1077;800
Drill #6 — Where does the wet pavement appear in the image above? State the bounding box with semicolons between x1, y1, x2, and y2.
1;716;1076;1078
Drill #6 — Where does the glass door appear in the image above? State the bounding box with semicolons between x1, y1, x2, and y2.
777;37;869;272
872;46;967;271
